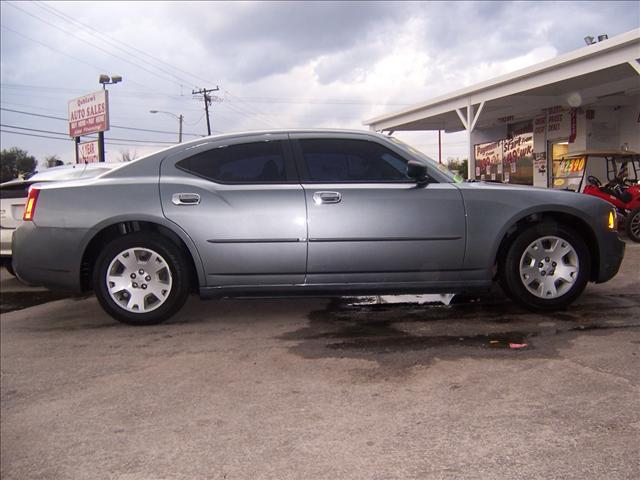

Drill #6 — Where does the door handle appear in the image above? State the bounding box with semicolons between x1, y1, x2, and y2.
313;191;342;205
171;193;201;205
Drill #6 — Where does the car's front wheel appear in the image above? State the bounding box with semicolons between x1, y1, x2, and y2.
93;233;190;325
500;223;590;311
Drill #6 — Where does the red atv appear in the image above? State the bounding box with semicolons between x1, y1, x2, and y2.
577;151;640;242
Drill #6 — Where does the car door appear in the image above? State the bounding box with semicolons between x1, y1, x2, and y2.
160;134;307;287
291;133;466;285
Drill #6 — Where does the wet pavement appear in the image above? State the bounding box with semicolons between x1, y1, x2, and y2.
1;243;639;479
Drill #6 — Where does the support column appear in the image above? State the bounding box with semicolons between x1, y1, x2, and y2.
467;101;474;180
455;100;485;180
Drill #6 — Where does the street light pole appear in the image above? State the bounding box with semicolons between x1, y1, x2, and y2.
98;74;122;162
150;110;184;143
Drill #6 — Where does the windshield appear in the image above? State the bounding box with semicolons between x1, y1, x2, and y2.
387;136;464;183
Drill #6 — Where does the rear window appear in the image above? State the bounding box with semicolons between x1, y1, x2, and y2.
177;141;288;184
0;182;35;199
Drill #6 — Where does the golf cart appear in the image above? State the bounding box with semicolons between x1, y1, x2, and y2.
555;150;640;242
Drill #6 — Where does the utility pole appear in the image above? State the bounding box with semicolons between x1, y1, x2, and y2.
192;86;219;136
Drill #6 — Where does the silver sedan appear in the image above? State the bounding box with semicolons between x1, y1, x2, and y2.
12;130;625;325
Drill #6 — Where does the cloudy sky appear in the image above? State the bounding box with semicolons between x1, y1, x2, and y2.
1;0;638;166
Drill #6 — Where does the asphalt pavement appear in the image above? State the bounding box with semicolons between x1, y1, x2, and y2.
1;242;639;480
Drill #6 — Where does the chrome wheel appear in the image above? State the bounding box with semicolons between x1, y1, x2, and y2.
519;236;579;299
106;247;173;313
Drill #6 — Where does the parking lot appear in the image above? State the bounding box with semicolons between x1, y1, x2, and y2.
1;242;639;480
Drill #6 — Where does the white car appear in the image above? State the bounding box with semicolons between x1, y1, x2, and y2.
1;163;119;275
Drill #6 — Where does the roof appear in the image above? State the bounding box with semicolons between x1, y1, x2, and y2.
364;28;640;133
204;128;380;137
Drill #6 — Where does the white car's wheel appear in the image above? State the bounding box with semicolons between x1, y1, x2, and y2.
94;233;190;325
500;223;590;311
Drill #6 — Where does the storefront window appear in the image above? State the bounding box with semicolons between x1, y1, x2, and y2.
503;132;534;185
551;141;585;191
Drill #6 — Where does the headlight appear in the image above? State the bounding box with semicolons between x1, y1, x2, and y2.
608;210;616;230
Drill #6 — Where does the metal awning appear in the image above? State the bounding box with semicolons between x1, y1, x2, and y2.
363;28;640;176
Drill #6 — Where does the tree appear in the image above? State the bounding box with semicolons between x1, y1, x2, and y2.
447;158;469;180
0;147;37;182
45;154;64;168
119;149;138;162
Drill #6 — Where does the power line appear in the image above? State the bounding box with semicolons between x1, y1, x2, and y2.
0;24;161;95
2;83;418;106
0;24;111;76
0;129;171;148
0;123;178;145
31;1;199;88
3;3;340;128
4;2;189;89
33;0;215;88
0;108;212;136
31;1;277;134
0;124;68;136
2;8;284;128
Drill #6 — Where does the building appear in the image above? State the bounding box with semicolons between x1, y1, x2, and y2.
364;28;640;190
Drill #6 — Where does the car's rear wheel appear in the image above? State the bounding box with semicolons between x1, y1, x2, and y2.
500;223;590;311
626;208;640;243
93;233;190;325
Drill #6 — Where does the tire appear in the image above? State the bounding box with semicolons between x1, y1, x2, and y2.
626;208;640;243
500;222;590;311
2;258;15;277
93;233;191;325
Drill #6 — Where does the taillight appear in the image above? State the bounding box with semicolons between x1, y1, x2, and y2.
23;188;39;221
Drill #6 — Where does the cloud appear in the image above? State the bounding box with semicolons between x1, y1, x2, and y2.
0;0;638;164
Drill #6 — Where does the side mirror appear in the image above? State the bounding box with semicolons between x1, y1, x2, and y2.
407;160;428;182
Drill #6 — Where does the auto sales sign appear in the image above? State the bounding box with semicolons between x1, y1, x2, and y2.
68;90;109;137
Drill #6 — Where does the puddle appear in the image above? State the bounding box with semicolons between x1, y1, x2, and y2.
326;331;532;352
280;293;640;373
0;291;88;314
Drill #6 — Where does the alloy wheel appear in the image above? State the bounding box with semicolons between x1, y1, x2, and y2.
106;247;173;313
518;236;579;299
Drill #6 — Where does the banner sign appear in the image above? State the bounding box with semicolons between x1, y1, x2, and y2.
474;142;502;169
78;140;100;163
568;108;577;143
474;132;533;185
68;90;109;137
552;156;586;190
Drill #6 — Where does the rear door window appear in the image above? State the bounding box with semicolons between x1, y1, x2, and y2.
0;182;34;199
297;138;411;182
177;141;290;184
